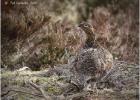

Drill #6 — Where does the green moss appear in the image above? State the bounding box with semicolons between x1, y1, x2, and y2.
1;71;16;78
47;86;62;94
2;70;62;90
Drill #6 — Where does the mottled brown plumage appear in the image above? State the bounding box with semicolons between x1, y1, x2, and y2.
71;22;113;86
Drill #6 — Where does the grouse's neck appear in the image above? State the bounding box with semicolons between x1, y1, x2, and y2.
84;31;97;48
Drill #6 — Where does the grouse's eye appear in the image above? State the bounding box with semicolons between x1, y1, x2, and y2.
84;24;89;27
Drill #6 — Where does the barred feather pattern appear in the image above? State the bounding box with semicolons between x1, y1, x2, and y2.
70;22;113;88
71;44;113;81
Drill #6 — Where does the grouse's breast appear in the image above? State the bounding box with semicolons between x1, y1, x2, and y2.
71;45;113;80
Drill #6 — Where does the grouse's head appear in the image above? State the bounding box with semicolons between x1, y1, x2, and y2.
78;22;95;35
79;22;96;45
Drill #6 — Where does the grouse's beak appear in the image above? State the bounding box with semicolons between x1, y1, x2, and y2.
78;23;83;27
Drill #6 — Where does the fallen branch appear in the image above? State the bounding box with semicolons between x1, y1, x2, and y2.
27;81;90;100
2;87;43;98
10;89;43;97
28;81;51;100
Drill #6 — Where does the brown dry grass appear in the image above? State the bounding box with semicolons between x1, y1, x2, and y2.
89;3;139;63
1;0;139;70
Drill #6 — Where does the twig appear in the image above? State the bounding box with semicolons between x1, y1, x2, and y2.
1;90;10;97
10;89;43;97
100;64;118;82
2;86;92;100
28;81;52;100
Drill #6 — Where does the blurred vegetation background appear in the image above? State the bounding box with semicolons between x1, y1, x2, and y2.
1;0;139;70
